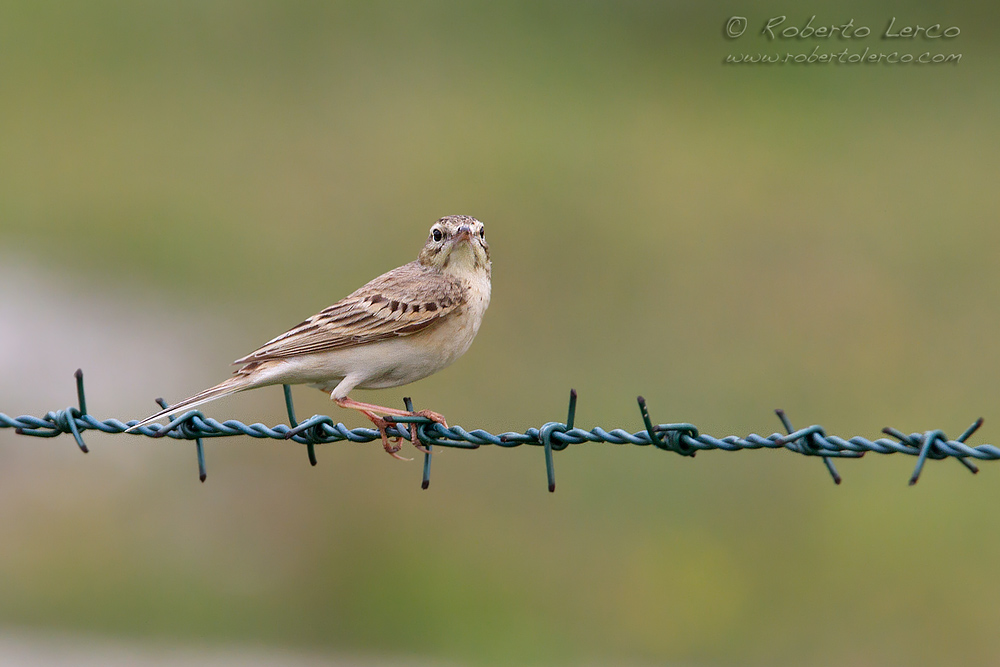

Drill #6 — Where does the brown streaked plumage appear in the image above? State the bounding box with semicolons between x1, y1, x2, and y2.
128;215;491;458
233;262;466;363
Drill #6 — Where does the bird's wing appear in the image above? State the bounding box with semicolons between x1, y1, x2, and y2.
233;262;465;364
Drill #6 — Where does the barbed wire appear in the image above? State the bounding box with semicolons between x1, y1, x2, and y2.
0;370;995;491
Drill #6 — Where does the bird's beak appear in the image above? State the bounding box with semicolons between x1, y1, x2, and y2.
454;225;473;243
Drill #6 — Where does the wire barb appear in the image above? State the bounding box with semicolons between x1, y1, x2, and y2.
881;417;983;485
775;409;841;485
157;396;206;482
283;385;315;467
2;370;999;490
638;396;696;457
402;397;433;490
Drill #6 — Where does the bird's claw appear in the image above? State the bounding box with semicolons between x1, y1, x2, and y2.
414;409;448;428
403;418;437;455
369;414;410;459
408;422;432;454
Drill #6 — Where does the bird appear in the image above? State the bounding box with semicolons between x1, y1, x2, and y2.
127;215;491;458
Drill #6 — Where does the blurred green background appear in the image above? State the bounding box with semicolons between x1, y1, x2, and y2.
1;1;999;665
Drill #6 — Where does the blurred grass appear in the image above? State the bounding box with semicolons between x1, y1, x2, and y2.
1;1;999;665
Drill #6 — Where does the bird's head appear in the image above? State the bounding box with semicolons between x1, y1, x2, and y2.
418;215;490;274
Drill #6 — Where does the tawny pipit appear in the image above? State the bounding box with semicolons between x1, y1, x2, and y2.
129;215;491;457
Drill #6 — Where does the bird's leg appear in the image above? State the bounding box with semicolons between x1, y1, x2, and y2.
335;396;446;455
335;397;448;426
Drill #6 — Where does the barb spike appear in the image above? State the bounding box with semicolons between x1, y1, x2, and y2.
68;369;89;453
544;436;555;492
909;430;945;486
776;409;839;485
74;369;87;416
158;397;206;482
566;389;577;430
400;397;432;490
283;385;315;466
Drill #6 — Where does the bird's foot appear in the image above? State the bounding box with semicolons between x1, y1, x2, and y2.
366;412;412;461
334;396;444;458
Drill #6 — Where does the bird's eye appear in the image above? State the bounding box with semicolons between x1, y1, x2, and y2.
479;227;485;239
432;228;443;242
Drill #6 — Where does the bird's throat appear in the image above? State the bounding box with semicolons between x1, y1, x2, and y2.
442;241;488;276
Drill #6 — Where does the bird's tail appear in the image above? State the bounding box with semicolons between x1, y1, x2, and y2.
126;375;254;432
